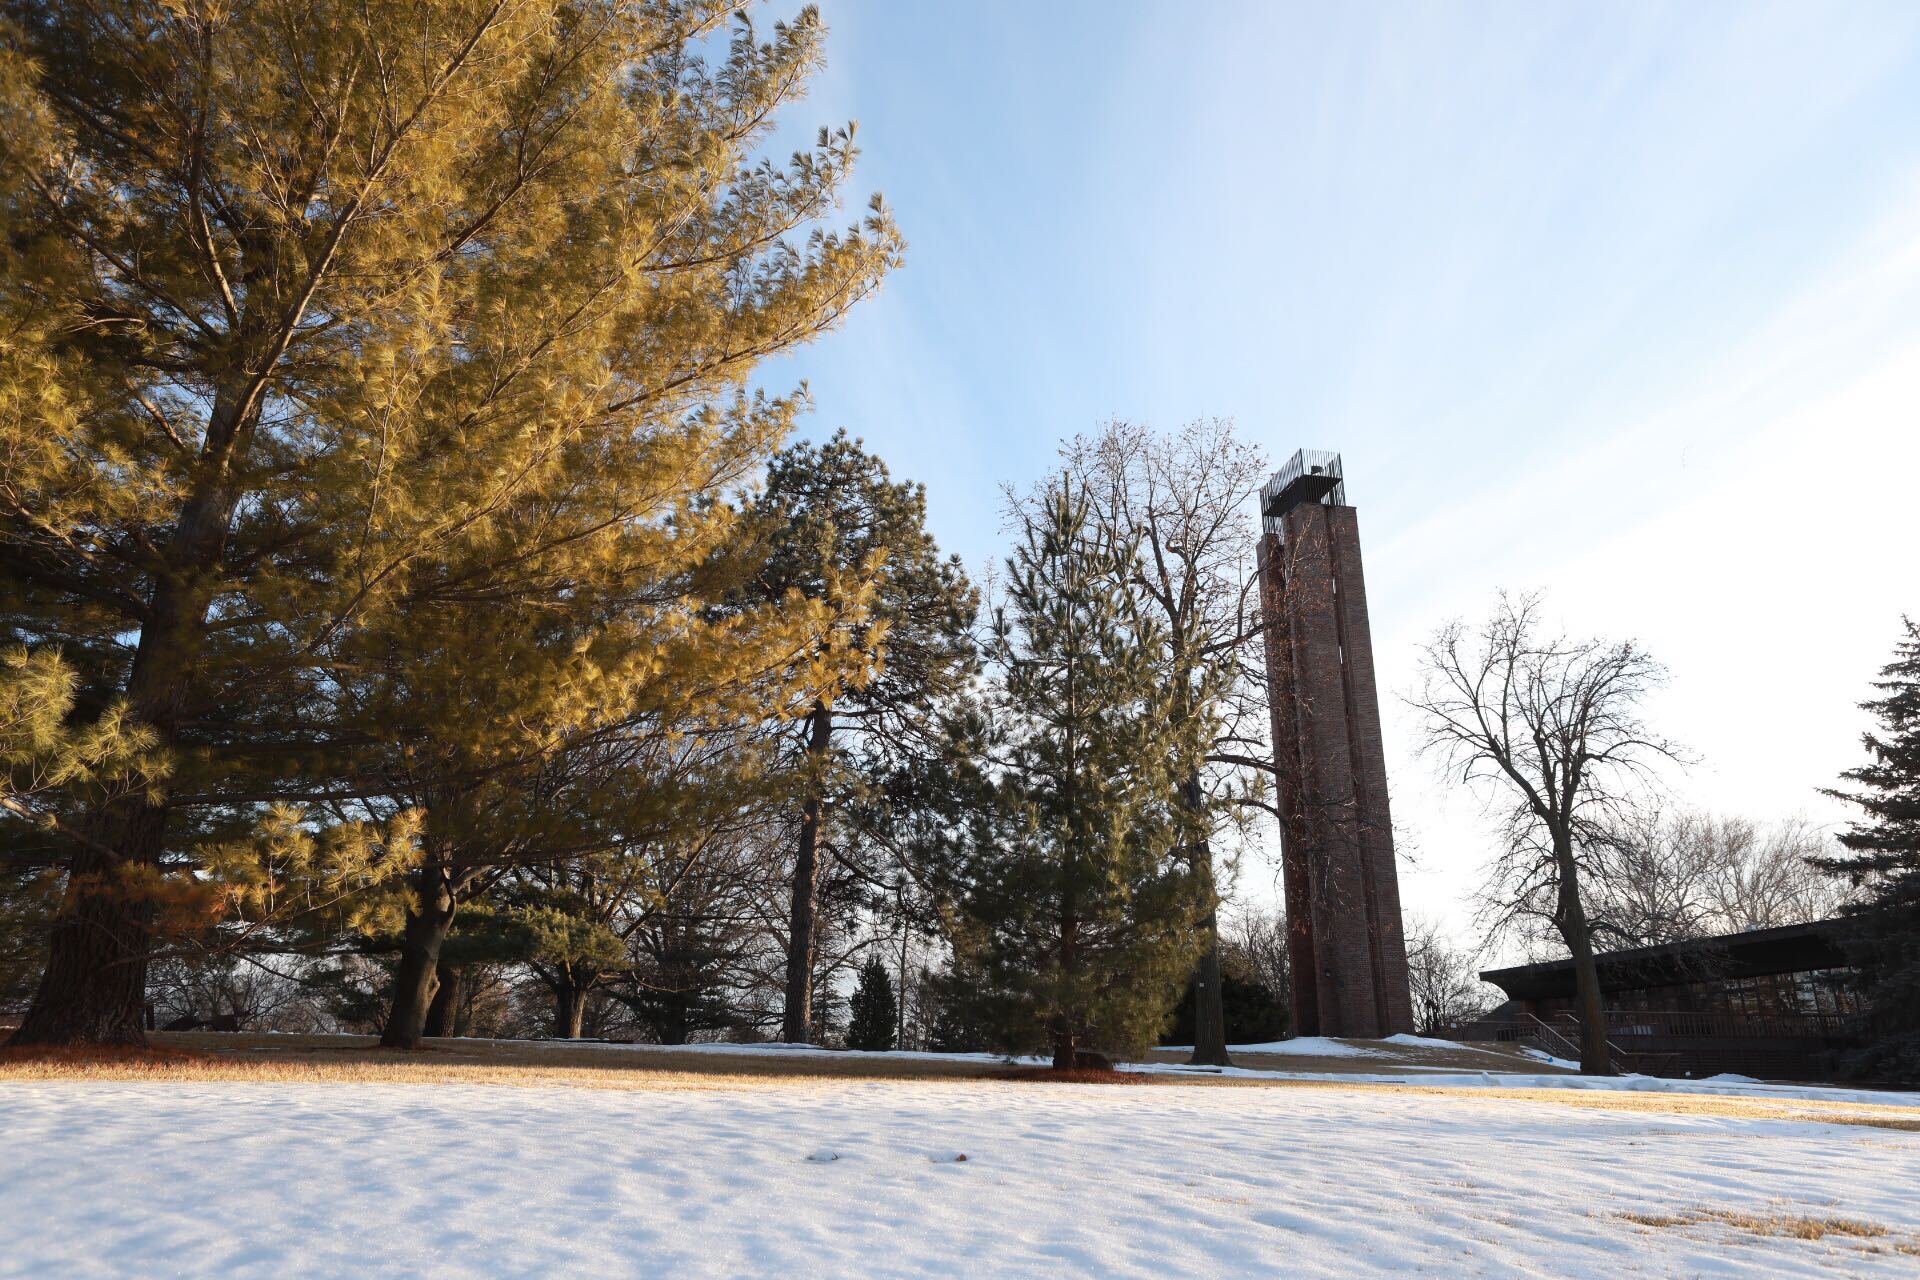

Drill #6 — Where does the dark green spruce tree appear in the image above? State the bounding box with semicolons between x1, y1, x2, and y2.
845;955;899;1051
750;432;979;1044
1060;420;1273;1068
1820;617;1920;1082
938;478;1206;1071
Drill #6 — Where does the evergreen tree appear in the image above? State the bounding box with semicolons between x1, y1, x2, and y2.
1820;617;1920;1081
1058;420;1273;1068
923;961;1003;1054
2;644;167;1013
0;0;899;1045
845;954;897;1051
936;479;1205;1070
1167;958;1288;1046
920;962;1011;1054
749;431;978;1043
617;916;746;1045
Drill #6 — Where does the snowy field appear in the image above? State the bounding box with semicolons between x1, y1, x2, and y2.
3;1075;1918;1277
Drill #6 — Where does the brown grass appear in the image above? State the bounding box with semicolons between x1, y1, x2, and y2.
0;1033;1017;1092
0;1040;1142;1092
998;1066;1150;1085
0;1042;201;1070
1620;1207;1890;1241
1324;1082;1920;1132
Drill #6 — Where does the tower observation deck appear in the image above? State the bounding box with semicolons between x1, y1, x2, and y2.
1260;448;1345;535
1256;449;1414;1038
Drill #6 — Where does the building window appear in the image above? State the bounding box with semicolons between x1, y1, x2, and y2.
1603;968;1861;1019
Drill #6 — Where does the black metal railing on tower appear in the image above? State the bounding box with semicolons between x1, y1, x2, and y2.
1260;448;1346;536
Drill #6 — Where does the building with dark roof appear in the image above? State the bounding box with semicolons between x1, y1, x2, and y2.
1476;917;1866;1080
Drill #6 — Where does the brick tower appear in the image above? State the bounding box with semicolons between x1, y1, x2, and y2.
1257;449;1414;1038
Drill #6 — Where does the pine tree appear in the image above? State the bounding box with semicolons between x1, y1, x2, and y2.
749;431;978;1043
923;961;1006;1054
937;479;1205;1070
0;1;899;1045
610;794;782;1045
1820;617;1920;1081
845;954;897;1051
2;646;166;845
1058;420;1273;1068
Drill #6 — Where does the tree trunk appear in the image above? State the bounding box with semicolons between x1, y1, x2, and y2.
13;582;203;1049
1052;1019;1077;1072
895;923;910;1052
1184;785;1233;1067
554;982;588;1039
382;866;458;1050
15;621;193;1049
422;962;464;1038
781;703;833;1043
1053;888;1080;1072
13;389;260;1047
1188;931;1232;1068
1556;847;1613;1075
10;804;167;1047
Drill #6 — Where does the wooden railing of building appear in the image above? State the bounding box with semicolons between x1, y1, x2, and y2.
1444;1008;1863;1081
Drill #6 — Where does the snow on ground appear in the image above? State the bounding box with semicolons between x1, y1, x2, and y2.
522;1036;1920;1109
3;1078;1916;1277
1385;1033;1486;1050
1136;1058;1920;1107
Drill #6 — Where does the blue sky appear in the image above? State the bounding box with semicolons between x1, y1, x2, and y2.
762;2;1920;948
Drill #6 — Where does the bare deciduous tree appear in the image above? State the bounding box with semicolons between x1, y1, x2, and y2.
1408;592;1687;1074
1587;809;1851;947
146;954;330;1034
1402;915;1495;1033
1222;907;1292;1021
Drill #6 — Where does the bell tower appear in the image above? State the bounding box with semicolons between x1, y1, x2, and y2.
1257;449;1414;1038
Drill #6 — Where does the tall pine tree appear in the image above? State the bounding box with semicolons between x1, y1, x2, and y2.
1821;617;1920;1082
0;1;899;1045
937;479;1205;1070
749;432;977;1043
1059;420;1273;1068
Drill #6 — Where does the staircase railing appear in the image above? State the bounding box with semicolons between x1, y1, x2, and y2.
1542;1013;1683;1075
1519;1012;1584;1064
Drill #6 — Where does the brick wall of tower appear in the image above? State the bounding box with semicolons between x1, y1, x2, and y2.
1257;533;1321;1037
1322;506;1414;1035
1259;503;1414;1039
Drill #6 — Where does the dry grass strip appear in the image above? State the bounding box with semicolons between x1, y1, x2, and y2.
1165;1070;1920;1131
1347;1083;1920;1132
1620;1208;1887;1240
1618;1205;1920;1256
0;1038;1007;1092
